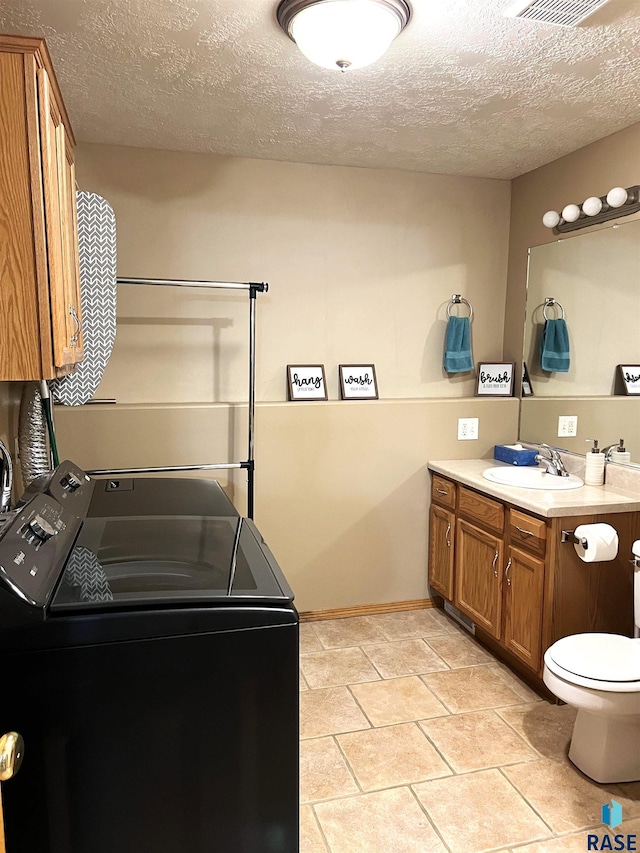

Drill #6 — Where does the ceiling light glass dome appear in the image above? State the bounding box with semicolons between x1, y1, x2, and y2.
277;0;411;72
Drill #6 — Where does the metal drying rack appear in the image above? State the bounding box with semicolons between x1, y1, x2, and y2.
87;277;268;519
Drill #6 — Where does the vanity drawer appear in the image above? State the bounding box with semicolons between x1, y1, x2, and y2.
458;486;504;534
509;509;547;557
432;475;456;509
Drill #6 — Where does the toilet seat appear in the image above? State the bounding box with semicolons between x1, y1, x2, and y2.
545;633;640;693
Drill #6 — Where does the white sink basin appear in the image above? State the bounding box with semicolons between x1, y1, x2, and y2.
482;466;584;490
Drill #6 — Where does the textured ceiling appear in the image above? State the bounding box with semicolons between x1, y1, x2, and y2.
1;0;639;178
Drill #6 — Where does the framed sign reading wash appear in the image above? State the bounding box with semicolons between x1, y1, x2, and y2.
339;365;379;400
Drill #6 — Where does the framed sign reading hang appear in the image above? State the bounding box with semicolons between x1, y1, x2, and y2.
339;364;378;400
287;365;328;401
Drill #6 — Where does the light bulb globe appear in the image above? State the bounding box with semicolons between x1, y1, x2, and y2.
582;196;603;217
561;204;581;223
542;210;561;229
606;187;628;208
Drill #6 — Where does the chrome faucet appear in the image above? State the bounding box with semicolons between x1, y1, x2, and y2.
0;440;13;512
535;444;569;477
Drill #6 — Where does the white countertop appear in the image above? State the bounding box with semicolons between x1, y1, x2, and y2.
428;459;640;518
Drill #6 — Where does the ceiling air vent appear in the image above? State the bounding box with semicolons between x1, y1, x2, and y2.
504;0;612;27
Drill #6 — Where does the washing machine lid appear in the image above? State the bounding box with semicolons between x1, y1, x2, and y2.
548;633;640;683
50;515;291;612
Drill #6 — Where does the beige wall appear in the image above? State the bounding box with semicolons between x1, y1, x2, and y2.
5;126;639;610
75;144;511;402
50;144;518;611
55;398;519;612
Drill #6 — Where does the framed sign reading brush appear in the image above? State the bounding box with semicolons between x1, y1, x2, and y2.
287;365;327;401
339;364;378;400
617;364;640;396
476;362;515;397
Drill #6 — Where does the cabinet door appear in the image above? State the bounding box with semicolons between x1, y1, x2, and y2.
37;67;79;370
503;546;545;671
429;504;454;600
455;518;503;639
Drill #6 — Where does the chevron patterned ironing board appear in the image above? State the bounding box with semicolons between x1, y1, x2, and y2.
51;192;117;406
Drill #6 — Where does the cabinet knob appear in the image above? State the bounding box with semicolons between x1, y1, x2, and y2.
505;558;512;586
445;523;451;548
515;526;534;537
0;732;24;782
492;549;499;577
436;488;448;496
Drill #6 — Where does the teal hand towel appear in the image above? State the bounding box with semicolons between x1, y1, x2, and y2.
444;316;474;373
540;318;570;372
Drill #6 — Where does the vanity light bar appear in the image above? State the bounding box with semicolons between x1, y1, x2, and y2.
542;185;640;233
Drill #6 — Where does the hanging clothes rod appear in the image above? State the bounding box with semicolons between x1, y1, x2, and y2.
89;276;268;519
116;276;268;293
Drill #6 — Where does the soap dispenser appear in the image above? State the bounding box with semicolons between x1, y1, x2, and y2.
610;439;631;465
585;439;605;486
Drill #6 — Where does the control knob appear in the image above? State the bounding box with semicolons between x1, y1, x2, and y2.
24;515;57;546
60;473;82;493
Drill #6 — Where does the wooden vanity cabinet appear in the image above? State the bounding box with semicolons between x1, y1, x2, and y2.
0;35;82;380
429;472;639;681
429;476;548;673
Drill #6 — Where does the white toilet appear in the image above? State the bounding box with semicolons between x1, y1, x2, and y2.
543;541;640;783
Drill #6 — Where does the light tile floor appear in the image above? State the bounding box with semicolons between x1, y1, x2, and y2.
299;609;640;853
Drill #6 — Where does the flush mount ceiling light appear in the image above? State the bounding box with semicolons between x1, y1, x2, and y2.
276;0;411;72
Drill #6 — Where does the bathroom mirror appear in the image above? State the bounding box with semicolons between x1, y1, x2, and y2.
519;217;640;464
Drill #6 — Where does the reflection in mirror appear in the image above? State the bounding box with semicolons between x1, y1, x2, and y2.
519;218;640;465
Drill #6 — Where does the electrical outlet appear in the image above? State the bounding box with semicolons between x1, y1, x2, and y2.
458;417;479;440
558;415;578;437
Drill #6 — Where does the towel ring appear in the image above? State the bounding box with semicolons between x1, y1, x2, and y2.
447;294;473;321
543;297;565;321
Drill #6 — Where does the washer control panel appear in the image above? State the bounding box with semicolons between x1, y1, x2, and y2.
0;494;82;608
17;461;94;519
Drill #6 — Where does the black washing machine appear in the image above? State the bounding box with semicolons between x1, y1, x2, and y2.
0;462;299;853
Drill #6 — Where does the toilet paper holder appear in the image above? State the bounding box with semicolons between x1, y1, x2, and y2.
561;529;588;549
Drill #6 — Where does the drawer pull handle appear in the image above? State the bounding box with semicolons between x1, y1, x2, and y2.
505;558;512;586
492;549;499;577
445;523;451;548
436;488;448;496
515;526;534;537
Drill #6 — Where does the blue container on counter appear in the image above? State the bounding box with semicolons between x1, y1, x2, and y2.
493;444;539;466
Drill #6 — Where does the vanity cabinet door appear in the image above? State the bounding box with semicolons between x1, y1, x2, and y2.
503;545;544;671
428;504;454;600
455;519;503;639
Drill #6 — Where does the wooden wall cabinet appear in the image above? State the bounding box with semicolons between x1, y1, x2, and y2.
0;35;82;381
428;473;637;681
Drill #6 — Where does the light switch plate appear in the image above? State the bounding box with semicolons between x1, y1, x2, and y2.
458;417;479;440
558;415;578;437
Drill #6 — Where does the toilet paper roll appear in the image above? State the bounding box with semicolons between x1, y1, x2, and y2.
574;523;619;562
